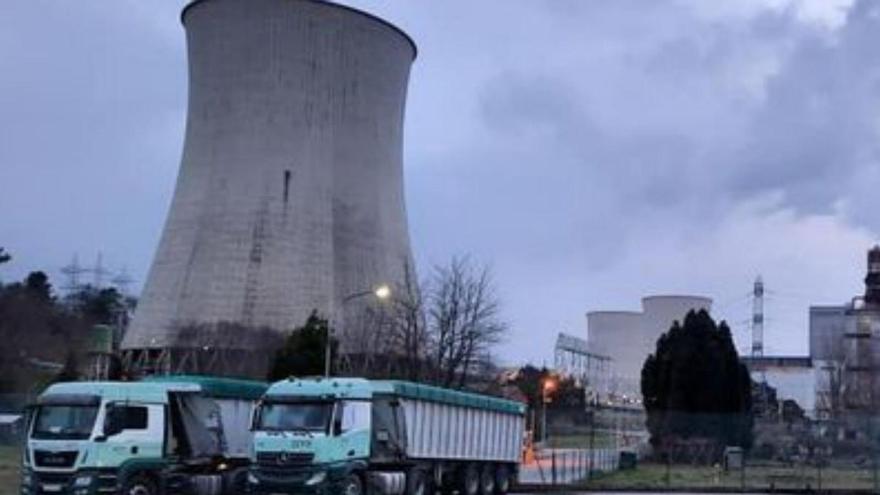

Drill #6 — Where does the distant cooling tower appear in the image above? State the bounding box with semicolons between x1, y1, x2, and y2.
586;311;643;396
640;295;713;345
585;295;713;397
122;0;417;376
586;311;642;373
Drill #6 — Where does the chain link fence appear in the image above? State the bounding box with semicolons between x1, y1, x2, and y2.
518;410;880;492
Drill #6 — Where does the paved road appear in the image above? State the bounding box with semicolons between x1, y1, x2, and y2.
519;448;618;485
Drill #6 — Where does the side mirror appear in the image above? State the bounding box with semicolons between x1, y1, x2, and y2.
333;417;343;436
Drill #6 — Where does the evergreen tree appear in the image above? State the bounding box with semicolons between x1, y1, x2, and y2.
25;271;52;302
641;309;753;454
268;311;337;380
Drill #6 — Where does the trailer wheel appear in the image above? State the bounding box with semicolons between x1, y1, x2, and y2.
342;473;364;495
406;469;430;495
459;464;480;495
494;465;511;494
479;465;495;495
123;473;157;495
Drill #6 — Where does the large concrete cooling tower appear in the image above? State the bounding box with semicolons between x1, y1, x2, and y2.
122;0;417;376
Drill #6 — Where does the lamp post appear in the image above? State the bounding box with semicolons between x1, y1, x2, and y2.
324;283;392;377
542;376;557;444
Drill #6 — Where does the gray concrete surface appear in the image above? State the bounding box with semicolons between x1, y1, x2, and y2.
123;0;417;357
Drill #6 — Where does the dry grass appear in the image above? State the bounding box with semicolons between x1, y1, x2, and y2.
581;462;879;491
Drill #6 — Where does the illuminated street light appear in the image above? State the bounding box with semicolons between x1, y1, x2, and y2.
326;283;394;377
374;284;392;300
541;375;557;443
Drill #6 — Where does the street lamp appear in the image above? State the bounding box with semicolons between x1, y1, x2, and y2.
541;376;557;444
325;283;393;377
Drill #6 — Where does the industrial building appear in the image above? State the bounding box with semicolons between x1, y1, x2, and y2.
122;0;418;376
809;246;880;427
741;356;816;415
552;248;880;423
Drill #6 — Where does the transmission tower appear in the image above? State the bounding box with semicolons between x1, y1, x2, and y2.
61;254;87;293
111;267;134;296
752;275;764;358
91;252;111;288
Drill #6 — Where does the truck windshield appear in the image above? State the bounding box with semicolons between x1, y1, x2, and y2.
257;402;332;433
31;405;99;440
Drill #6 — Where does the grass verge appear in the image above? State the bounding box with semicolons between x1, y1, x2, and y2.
0;445;20;495
581;462;878;491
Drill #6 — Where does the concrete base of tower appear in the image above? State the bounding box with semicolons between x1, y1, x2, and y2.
121;346;275;379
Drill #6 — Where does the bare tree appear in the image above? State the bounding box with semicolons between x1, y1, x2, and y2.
337;261;430;380
428;257;506;389
334;257;506;389
386;261;429;380
338;305;395;377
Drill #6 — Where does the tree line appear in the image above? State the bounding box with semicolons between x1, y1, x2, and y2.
0;247;134;394
1;247;510;393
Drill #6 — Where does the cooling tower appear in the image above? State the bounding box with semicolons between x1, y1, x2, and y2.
122;0;417;375
587;310;643;396
641;295;713;354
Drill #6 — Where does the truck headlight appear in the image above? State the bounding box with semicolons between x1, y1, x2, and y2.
247;472;259;485
73;475;93;487
304;471;326;486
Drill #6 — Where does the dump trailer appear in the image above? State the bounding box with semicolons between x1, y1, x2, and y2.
249;378;526;495
20;375;266;495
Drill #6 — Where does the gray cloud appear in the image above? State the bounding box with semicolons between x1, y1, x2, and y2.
726;1;880;221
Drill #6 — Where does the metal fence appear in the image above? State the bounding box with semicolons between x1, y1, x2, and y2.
518;410;880;492
519;448;619;485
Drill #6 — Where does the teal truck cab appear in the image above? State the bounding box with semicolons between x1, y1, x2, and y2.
21;376;266;495
249;378;525;495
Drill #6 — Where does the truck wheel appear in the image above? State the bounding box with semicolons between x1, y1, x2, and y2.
479;465;495;495
459;464;480;495
342;474;363;495
123;474;157;495
494;465;511;494
406;469;430;495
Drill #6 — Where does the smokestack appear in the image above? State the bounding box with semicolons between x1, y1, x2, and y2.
865;246;880;306
122;0;417;376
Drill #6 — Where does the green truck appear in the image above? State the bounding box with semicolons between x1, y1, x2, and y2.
248;378;526;495
20;376;266;495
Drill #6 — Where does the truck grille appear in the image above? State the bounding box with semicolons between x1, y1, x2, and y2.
33;450;78;468
31;471;74;494
257;451;314;470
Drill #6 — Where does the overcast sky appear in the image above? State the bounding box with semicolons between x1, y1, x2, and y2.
2;0;879;365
